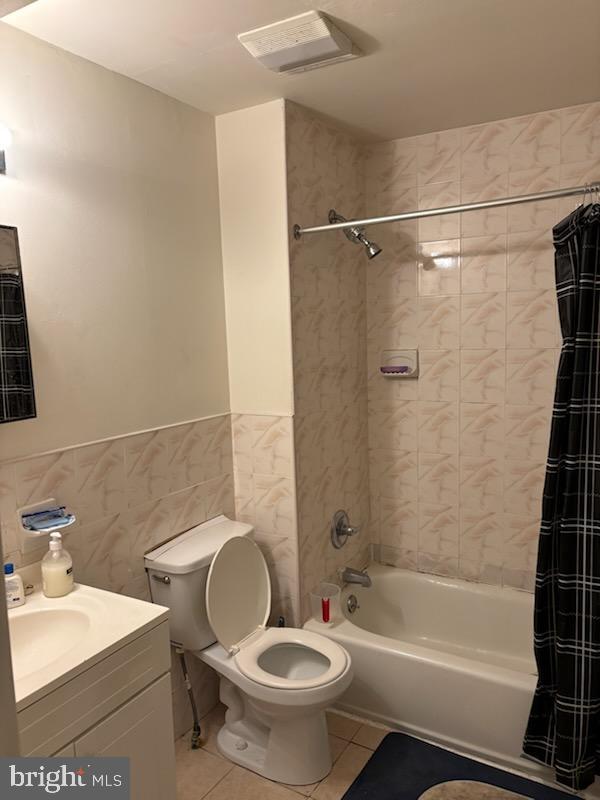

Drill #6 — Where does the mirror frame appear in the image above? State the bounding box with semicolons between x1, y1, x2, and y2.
0;224;36;424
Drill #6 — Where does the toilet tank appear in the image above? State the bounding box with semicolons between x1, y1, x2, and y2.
144;515;254;650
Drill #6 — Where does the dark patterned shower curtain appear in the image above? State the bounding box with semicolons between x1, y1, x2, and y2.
523;202;600;791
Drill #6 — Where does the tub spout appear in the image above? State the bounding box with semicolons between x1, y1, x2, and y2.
341;567;372;588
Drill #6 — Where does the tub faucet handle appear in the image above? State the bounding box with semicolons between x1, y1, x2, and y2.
342;521;360;536
331;510;361;549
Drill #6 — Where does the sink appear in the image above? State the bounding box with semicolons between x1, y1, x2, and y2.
6;582;169;708
9;608;91;679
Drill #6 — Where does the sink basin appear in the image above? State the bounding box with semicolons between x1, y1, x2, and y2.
7;583;169;709
9;608;91;680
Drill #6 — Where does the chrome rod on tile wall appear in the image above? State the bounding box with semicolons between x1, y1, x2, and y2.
293;183;600;238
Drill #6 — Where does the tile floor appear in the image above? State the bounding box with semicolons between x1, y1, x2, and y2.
176;705;389;800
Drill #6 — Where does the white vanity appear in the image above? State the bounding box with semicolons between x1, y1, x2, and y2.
8;583;176;800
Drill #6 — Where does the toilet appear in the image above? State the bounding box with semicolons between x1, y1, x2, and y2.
144;515;352;786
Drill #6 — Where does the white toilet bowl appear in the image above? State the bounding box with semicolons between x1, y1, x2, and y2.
198;627;352;785
144;516;353;786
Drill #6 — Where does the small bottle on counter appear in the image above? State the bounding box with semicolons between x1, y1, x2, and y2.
42;532;74;598
4;563;25;608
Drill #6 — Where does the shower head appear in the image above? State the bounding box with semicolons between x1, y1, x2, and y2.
328;209;382;259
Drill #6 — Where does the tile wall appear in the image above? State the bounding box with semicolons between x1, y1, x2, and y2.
231;413;300;625
0;414;234;737
286;102;372;617
366;101;600;590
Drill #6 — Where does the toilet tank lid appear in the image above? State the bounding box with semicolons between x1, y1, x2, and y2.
144;515;254;574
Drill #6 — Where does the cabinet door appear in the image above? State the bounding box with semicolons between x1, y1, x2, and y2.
74;675;175;800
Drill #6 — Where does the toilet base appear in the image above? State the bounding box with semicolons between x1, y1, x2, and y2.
216;676;334;786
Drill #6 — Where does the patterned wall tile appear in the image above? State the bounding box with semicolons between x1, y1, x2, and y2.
230;412;300;624
417;129;461;185
505;405;552;462
418;503;459;557
507;166;560;233
125;430;169;508
379;496;418;551
506;348;558;405
460;175;508;237
461;120;513;180
461;235;507;294
417;350;459;402
507;230;555;291
417;239;460;296
508;112;561;172
74;440;126;525
417;296;460;349
287;101;370;617
417;181;461;241
15;450;77;509
459;509;503;571
460;403;504;457
560;103;600;164
460;349;505;403
418;452;458;506
510;290;559;350
365;101;599;589
504;459;545;516
370;403;418;451
417;401;458;454
0;413;237;730
459;456;503;512
460;292;506;349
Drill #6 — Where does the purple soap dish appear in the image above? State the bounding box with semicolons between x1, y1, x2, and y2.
380;349;419;379
381;365;413;375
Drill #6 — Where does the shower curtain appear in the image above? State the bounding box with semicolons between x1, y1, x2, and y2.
523;201;600;791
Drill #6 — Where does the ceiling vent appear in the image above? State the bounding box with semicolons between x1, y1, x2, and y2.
238;10;360;74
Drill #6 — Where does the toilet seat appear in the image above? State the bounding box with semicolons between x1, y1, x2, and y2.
205;535;349;691
234;627;349;690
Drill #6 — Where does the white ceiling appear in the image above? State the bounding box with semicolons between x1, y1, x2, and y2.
4;0;600;141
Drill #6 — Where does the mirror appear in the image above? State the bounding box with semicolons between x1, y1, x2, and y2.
0;225;36;423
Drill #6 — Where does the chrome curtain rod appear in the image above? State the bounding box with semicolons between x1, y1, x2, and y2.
293;183;600;238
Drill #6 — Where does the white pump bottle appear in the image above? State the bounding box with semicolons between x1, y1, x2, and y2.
41;531;74;597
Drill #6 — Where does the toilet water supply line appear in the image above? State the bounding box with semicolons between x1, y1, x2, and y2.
176;648;201;749
176;617;286;750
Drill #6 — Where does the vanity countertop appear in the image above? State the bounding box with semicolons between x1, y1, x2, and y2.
8;583;169;710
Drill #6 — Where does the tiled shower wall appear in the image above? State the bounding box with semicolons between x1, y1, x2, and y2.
286;102;371;617
366;100;600;590
0;415;234;737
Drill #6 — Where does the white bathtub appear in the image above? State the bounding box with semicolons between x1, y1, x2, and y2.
304;563;538;773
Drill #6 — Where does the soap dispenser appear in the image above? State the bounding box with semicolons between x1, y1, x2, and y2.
42;532;74;597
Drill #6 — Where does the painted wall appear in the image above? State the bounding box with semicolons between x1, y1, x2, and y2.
366;101;600;590
217;101;300;624
0;23;234;737
0;24;230;460
216;100;294;417
286;102;371;617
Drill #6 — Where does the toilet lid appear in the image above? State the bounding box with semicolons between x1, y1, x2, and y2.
206;536;271;653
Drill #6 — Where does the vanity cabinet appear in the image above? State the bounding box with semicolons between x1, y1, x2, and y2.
17;620;175;800
75;675;175;800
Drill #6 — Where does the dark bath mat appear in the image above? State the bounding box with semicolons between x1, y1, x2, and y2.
342;732;573;800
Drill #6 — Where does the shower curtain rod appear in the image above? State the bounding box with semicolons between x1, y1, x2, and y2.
293;183;600;238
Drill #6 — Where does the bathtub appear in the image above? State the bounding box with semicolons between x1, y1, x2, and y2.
304;563;538;773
